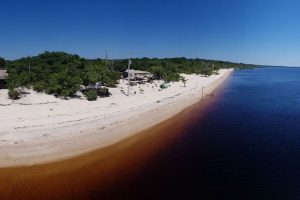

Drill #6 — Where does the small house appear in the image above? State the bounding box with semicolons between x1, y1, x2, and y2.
124;69;153;81
80;82;101;92
0;70;7;89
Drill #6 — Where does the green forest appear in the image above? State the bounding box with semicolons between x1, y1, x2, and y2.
0;52;256;100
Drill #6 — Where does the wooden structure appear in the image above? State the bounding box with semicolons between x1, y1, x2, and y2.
124;69;153;81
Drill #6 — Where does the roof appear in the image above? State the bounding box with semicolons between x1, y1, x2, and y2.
84;82;101;90
0;70;7;80
125;69;152;74
136;74;153;78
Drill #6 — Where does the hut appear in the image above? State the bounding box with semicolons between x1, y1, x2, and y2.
0;70;7;89
124;69;153;81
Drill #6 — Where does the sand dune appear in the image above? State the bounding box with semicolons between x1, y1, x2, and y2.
0;69;233;167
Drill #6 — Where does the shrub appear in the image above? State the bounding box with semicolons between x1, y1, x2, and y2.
200;68;213;77
97;87;110;97
150;66;165;80
33;81;46;92
104;79;118;88
164;72;180;82
8;89;20;100
61;89;71;98
48;72;82;97
84;89;98;101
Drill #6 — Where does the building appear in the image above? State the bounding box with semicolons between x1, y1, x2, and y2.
124;69;153;81
82;82;101;91
0;70;7;89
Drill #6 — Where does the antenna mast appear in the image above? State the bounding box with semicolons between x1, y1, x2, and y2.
105;50;108;68
111;52;114;71
127;53;131;96
28;56;31;84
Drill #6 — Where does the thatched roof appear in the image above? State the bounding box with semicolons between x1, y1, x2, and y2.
0;70;7;80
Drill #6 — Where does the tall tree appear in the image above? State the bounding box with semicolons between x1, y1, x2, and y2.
0;57;6;68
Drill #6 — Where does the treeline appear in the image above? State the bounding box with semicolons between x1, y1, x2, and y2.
0;57;6;69
1;52;256;99
113;57;256;81
4;52;119;99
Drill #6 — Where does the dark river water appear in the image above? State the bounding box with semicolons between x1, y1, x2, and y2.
2;67;300;200
107;67;300;200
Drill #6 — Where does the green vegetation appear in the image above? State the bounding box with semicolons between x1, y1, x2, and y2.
97;87;110;97
114;57;256;81
84;89;98;101
6;52;118;99
8;89;20;100
4;51;256;100
47;71;82;97
83;63;119;87
0;57;5;69
83;87;111;101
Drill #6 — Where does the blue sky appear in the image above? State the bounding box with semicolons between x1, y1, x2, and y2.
0;0;300;66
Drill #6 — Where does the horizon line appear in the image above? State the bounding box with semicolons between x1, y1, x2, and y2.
1;51;300;68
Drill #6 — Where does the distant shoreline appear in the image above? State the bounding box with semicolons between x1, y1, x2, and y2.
0;69;233;168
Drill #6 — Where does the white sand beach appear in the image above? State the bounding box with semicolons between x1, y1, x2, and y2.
0;69;233;167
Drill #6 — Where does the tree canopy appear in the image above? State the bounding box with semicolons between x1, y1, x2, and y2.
6;52;119;97
0;57;6;69
5;51;256;98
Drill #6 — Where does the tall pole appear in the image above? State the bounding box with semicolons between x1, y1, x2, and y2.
127;53;131;96
28;56;31;84
111;52;114;71
106;50;108;68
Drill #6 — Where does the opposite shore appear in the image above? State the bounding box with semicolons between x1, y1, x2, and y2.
0;68;233;168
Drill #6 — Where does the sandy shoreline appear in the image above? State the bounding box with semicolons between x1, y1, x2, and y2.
0;69;233;168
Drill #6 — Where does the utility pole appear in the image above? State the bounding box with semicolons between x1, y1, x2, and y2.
105;50;108;68
127;53;131;96
28;56;31;84
111;52;114;71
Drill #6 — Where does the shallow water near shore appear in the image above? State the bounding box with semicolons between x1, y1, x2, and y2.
2;67;300;200
0;84;218;200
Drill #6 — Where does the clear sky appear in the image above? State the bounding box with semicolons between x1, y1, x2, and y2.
1;0;300;66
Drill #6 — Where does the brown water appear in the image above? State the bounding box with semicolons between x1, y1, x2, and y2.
5;68;300;200
0;92;218;200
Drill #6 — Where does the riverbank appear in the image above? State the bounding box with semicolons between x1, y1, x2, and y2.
0;69;233;167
